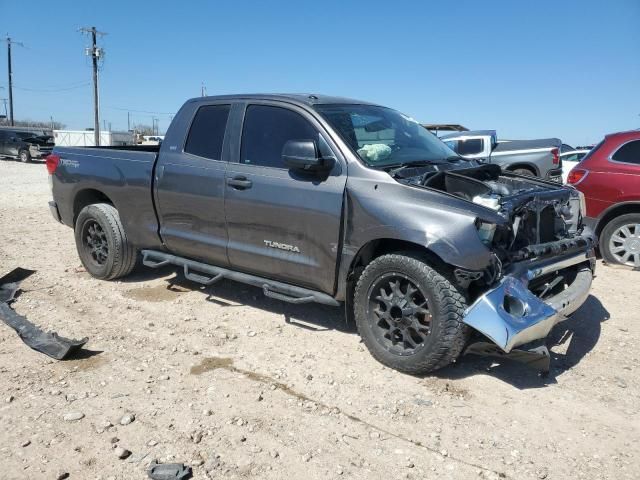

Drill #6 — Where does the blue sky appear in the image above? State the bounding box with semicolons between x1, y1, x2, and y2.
1;0;638;145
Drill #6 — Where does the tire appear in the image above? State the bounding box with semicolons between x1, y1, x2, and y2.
19;149;31;163
600;213;640;268
353;253;469;375
511;167;535;176
74;203;138;280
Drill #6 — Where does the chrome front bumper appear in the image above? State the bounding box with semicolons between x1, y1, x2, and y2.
463;250;595;352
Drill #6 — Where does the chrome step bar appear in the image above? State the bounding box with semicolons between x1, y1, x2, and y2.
141;250;340;307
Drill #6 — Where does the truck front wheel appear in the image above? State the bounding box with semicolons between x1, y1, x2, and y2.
354;253;469;375
74;203;137;280
19;149;31;163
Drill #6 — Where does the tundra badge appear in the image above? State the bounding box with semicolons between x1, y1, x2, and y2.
263;240;300;253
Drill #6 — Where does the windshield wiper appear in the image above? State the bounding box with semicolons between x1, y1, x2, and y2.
387;157;462;176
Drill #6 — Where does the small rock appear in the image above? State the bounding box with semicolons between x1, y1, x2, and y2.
158;375;170;381
63;411;85;422
110;437;119;444
305;374;313;381
21;439;31;447
303;452;313;462
191;431;203;444
120;413;135;425
56;472;70;480
114;447;131;459
202;409;213;416
5;396;14;403
147;440;158;447
247;331;257;337
256;392;264;402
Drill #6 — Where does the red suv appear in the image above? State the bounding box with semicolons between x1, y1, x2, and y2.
567;130;640;267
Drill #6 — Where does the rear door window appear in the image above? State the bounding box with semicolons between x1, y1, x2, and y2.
445;138;484;156
184;104;231;160
612;140;640;165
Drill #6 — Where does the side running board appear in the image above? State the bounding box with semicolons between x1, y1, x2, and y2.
141;250;340;307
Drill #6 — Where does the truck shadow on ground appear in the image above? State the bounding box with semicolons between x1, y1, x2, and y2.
122;267;351;332
121;268;609;388
436;294;610;389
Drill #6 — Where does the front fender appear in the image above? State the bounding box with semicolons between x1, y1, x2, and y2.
335;176;503;300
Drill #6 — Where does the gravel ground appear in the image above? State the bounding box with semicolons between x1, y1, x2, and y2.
0;159;638;480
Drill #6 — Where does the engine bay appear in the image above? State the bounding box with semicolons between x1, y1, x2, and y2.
393;164;584;259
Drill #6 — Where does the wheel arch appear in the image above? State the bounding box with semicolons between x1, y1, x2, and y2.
73;189;115;225
504;163;539;176
349;238;449;275
595;202;640;237
342;238;451;314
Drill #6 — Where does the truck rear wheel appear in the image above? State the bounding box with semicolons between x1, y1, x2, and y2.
74;203;137;280
511;166;535;176
353;253;469;375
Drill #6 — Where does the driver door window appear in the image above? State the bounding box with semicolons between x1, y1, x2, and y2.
240;105;320;169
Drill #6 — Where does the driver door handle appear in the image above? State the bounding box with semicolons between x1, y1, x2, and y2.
226;176;252;190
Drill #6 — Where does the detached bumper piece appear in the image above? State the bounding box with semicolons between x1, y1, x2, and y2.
463;251;594;362
0;268;88;360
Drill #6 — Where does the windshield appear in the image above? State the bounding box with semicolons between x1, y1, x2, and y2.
15;132;39;140
314;104;458;167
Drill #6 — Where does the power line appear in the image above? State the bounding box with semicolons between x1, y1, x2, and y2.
12;83;91;93
79;27;106;146
106;106;175;115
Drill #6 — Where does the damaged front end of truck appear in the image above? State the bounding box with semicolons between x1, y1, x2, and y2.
394;164;596;366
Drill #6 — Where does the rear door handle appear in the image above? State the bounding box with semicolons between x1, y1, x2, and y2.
226;176;252;190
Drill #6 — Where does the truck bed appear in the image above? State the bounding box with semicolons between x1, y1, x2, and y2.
51;146;163;249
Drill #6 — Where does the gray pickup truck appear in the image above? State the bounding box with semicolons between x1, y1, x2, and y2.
47;94;596;374
440;130;563;182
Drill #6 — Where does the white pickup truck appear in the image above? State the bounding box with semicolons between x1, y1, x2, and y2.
440;130;563;182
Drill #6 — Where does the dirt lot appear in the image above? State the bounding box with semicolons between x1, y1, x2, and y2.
0;159;638;480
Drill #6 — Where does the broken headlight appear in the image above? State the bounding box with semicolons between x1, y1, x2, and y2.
475;219;497;246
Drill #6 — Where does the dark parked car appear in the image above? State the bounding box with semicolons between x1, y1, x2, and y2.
0;128;54;162
46;94;595;374
568;130;640;267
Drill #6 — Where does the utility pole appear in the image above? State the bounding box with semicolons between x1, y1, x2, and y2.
79;27;106;146
4;36;24;126
201;82;207;97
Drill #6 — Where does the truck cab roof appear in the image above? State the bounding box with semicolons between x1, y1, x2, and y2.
440;130;497;139
184;93;379;108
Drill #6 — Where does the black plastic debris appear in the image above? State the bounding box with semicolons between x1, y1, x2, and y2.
0;268;35;303
147;460;193;480
0;268;89;360
464;341;551;374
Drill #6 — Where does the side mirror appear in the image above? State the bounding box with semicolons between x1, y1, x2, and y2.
282;139;334;172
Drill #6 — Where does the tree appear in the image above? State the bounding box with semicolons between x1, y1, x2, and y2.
133;124;155;136
0;118;66;130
